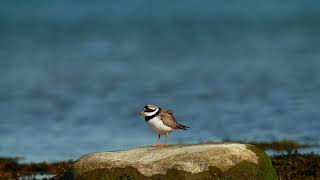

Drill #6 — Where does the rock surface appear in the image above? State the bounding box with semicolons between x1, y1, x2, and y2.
59;143;278;180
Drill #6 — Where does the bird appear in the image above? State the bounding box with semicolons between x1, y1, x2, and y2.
139;104;189;147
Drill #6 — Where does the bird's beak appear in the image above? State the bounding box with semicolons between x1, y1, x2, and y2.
139;111;145;116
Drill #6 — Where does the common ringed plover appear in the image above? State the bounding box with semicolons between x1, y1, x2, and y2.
139;104;189;147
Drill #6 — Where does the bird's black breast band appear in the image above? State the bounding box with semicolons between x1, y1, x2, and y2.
145;108;161;122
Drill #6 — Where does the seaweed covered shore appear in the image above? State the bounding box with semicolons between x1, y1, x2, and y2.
1;140;319;180
0;158;71;180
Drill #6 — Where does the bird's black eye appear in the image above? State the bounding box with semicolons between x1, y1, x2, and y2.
144;105;155;112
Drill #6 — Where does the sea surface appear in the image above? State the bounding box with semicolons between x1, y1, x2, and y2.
1;1;320;162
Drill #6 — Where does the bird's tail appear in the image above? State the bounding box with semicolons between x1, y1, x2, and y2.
177;123;190;130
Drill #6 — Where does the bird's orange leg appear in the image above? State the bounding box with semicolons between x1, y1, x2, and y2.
163;133;169;146
151;134;161;147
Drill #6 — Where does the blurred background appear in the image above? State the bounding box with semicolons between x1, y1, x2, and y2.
1;1;320;162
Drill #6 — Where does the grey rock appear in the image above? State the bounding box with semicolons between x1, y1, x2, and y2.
58;143;278;180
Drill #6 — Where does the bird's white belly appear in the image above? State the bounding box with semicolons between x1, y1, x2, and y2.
147;117;173;135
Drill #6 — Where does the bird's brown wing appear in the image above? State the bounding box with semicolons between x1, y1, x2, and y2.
159;109;179;129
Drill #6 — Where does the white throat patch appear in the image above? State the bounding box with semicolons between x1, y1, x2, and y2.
145;108;159;117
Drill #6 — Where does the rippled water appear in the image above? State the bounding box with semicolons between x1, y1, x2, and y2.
1;1;320;162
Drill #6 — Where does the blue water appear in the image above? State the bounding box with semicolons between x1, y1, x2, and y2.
1;1;320;162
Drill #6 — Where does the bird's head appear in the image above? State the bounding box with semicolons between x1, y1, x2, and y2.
139;104;160;117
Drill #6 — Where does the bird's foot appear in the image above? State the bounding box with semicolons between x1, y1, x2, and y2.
151;143;162;147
